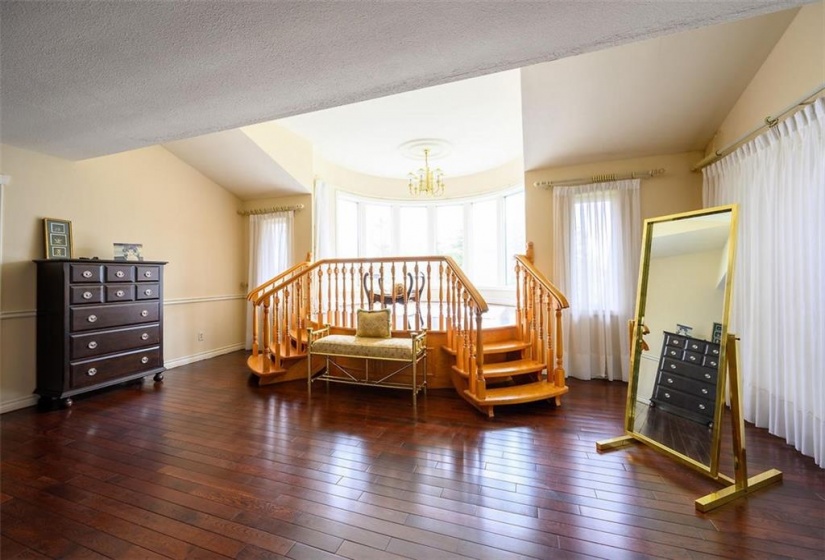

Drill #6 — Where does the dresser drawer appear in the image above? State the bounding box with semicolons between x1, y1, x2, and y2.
70;264;103;283
702;355;720;369
685;339;707;353
662;346;683;359
656;370;716;400
664;333;688;349
70;324;160;359
70;347;161;389
661;357;717;384
106;265;135;282
70;285;104;304
705;342;720;357
653;386;714;419
137;266;160;282
106;284;136;302
136;283;160;300
683;349;704;365
70;302;160;332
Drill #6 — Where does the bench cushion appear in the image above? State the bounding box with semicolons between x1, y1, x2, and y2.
311;334;416;361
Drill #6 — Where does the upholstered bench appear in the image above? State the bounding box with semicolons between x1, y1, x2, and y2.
307;309;427;406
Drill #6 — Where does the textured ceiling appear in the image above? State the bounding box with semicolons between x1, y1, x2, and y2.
0;0;809;165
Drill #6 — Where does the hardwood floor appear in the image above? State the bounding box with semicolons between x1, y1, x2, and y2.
2;350;823;559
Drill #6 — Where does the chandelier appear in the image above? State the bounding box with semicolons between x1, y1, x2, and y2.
408;148;445;197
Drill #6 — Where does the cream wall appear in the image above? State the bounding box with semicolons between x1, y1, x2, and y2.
317;158;523;200
709;1;825;152
525;152;704;275
0;144;247;412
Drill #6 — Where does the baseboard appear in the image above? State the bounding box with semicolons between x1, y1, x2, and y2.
164;343;245;369
0;395;39;414
0;344;246;414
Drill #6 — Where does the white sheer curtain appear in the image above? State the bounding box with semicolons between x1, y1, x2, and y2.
312;179;334;260
246;211;293;349
703;97;824;467
553;179;641;381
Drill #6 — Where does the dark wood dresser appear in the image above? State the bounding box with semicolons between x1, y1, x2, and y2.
34;259;167;407
651;331;720;426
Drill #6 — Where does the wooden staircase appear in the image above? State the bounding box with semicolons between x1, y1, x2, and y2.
446;325;568;417
246;249;569;417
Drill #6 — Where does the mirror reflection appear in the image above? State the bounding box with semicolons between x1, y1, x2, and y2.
629;207;735;469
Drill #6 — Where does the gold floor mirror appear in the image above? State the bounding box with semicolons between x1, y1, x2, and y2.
597;205;781;511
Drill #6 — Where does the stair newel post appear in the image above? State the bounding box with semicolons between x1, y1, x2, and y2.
261;300;271;374
553;306;565;387
438;261;445;332
463;290;475;395
544;288;553;377
316;267;324;327
515;261;523;339
283;287;291;357
272;294;282;369
537;287;546;366
251;303;259;358
445;268;454;347
474;306;486;400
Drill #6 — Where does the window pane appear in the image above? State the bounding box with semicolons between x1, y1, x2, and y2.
504;191;525;285
336;199;358;257
471;199;498;286
436;205;463;265
363;203;393;257
399;206;428;256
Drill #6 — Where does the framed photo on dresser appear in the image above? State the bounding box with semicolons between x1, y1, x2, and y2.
43;217;73;259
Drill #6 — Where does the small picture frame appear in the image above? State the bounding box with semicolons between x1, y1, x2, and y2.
43;218;73;259
712;322;723;344
114;242;144;261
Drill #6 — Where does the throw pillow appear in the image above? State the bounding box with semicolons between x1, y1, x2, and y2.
356;308;391;338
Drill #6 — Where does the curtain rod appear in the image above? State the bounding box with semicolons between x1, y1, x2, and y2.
533;168;665;189
692;84;825;172
237;204;305;217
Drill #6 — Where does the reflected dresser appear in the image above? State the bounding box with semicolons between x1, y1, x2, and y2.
34;259;167;407
651;331;720;426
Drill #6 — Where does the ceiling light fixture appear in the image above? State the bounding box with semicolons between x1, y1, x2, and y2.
401;139;450;197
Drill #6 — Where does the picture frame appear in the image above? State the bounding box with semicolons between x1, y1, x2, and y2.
43;218;73;259
113;242;144;261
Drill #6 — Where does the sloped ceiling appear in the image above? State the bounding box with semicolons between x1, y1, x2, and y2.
0;1;812;199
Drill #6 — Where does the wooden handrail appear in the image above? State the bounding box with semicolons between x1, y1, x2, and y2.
514;254;569;309
247;260;310;301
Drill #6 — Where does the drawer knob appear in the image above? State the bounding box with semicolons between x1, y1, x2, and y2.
699;404;706;410
87;341;98;349
141;333;149;341
82;270;93;278
144;289;152;296
664;392;671;399
116;270;125;278
666;378;673;384
669;364;676;370
712;349;719;355
87;367;98;376
140;310;149;317
82;291;93;300
116;289;125;297
689;355;696;361
701;388;708;394
141;356;149;364
144;270;152;278
691;344;699;350
704;373;712;379
87;314;97;323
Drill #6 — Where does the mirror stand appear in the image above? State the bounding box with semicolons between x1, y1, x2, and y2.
597;330;783;512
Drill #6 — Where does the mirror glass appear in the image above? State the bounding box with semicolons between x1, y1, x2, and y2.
626;205;737;473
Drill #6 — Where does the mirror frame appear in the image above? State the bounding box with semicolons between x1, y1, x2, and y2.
624;204;738;476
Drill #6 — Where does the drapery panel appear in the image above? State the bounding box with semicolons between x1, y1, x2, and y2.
245;211;293;349
553;179;641;381
703;97;824;467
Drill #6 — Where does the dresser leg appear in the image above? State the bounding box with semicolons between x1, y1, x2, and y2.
62;397;73;408
153;372;164;382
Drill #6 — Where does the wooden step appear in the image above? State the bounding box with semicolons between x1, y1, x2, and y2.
453;358;545;379
246;354;288;377
482;339;530;355
268;341;308;361
461;381;569;418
